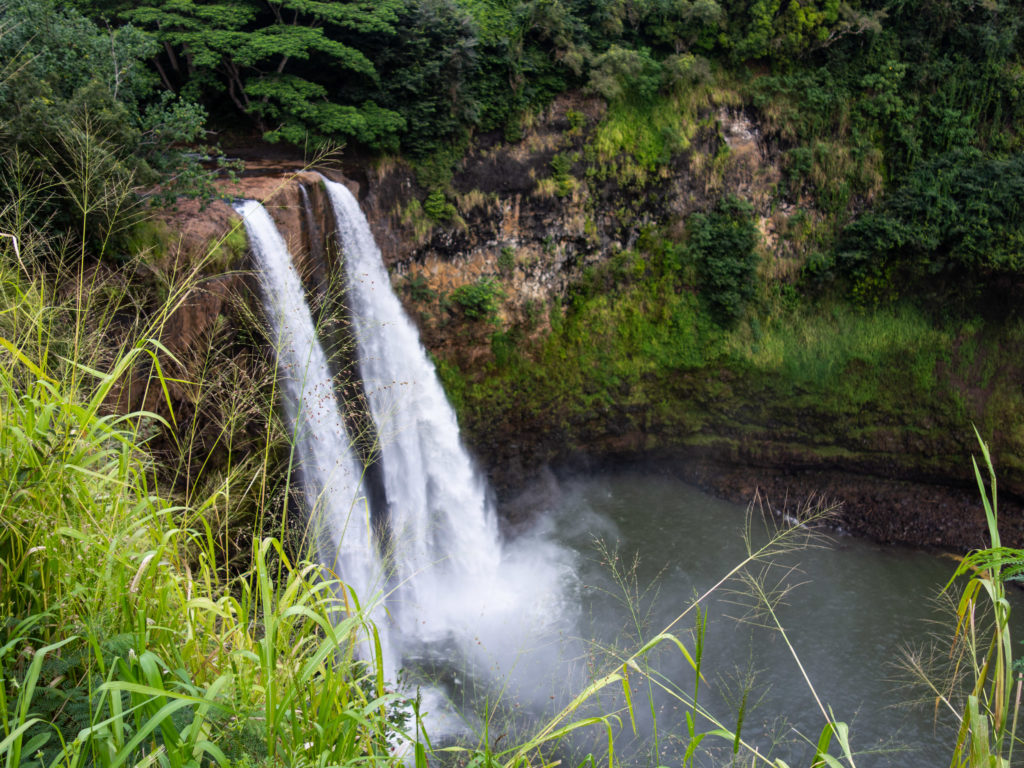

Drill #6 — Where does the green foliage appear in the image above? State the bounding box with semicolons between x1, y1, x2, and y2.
566;108;585;133
0;0;156;141
0;0;250;286
588;94;697;185
374;0;480;157
942;434;1022;767
451;277;504;321
836;150;1024;313
122;0;406;148
497;246;516;274
729;0;844;61
549;153;576;197
490;328;521;368
412;140;468;190
405;272;437;302
588;45;664;105
423;189;458;222
735;302;949;406
0;0;216;250
687;196;761;327
747;0;1022;182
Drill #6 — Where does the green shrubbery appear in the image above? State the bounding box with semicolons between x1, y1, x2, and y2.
423;188;458;222
0;205;414;768
687;196;761;327
451;276;505;322
837;150;1024;313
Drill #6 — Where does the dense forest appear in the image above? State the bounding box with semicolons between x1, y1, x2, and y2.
5;0;1024;311
3;1;1024;766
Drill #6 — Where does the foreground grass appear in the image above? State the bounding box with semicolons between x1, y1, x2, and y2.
0;183;411;767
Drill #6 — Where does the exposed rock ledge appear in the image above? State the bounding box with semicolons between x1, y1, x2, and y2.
145;147;1021;552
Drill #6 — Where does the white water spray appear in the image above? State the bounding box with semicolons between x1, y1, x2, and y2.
238;183;579;728
234;199;394;671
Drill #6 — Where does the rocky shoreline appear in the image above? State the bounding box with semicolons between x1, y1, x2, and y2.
491;443;1020;552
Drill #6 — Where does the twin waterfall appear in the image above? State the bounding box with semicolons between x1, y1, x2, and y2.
235;179;570;697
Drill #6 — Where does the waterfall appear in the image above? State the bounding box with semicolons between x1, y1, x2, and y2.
233;199;393;671
321;178;504;641
239;183;578;727
321;179;576;692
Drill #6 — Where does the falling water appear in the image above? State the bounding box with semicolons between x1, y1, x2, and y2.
321;180;499;627
321;178;576;688
238;183;578;734
233;199;393;671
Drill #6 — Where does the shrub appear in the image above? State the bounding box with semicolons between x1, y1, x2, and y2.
687;196;761;327
423;189;457;222
497;246;516;274
451;277;504;322
549;153;575;197
835;149;1024;314
405;272;436;302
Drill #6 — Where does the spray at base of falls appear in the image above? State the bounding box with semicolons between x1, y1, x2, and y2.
238;183;580;732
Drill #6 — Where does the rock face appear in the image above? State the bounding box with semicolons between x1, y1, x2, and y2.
148;108;1022;550
345;96;1022;550
115;170;355;492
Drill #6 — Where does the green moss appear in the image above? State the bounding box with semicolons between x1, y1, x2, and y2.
587;93;698;186
208;226;248;272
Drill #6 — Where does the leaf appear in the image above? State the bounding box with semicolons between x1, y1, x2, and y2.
621;663;637;736
0;337;55;384
812;722;834;768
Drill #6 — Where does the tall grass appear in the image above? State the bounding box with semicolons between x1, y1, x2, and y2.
732;302;950;400
0;144;413;768
931;432;1023;767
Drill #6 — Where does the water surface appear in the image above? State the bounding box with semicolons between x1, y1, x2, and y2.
495;471;990;767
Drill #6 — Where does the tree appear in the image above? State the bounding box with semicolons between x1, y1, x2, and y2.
724;0;881;62
836;149;1024;312
373;0;481;157
122;0;406;148
0;0;209;250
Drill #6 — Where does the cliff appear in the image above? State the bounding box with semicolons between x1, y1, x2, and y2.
144;105;1024;550
352;96;1024;549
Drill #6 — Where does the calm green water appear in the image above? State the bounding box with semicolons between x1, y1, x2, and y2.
517;471;1000;767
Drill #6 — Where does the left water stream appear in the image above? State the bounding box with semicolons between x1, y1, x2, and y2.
233;199;394;674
